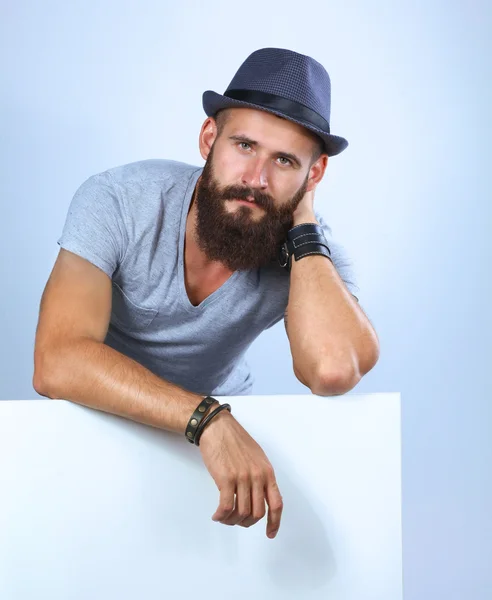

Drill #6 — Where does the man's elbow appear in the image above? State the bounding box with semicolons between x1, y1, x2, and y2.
309;368;358;397
33;349;63;399
310;346;380;397
33;369;57;399
33;377;59;399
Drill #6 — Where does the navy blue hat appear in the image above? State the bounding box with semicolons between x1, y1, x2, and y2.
203;47;348;157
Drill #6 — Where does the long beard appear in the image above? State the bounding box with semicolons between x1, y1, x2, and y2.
193;147;309;271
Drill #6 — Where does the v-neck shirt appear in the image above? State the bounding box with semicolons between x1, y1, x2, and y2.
57;159;359;396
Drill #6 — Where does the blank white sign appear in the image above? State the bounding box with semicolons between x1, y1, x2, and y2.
0;393;402;599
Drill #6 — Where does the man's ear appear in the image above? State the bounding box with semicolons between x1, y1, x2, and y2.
198;118;218;161
308;154;328;188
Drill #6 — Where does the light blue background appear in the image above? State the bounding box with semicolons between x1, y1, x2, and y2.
1;1;491;597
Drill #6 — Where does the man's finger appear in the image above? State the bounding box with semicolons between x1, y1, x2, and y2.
265;476;283;538
239;475;266;528
222;476;251;526
212;479;235;522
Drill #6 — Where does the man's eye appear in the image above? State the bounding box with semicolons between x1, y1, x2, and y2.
239;142;251;150
278;157;292;166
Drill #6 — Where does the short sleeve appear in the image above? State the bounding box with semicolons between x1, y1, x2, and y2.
57;171;128;278
315;211;361;302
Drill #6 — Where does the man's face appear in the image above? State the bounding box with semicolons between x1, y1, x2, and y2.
194;108;321;271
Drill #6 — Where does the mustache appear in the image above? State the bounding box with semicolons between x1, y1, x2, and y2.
217;185;275;210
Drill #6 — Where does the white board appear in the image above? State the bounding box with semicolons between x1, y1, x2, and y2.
0;393;402;599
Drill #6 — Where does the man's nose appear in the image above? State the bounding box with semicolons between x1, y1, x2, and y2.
241;159;268;190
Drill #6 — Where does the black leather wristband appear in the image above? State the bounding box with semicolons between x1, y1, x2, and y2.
287;222;326;240
194;403;232;447
279;223;332;272
292;241;332;264
185;396;219;444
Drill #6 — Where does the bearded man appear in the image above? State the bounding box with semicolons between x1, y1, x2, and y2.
33;48;379;539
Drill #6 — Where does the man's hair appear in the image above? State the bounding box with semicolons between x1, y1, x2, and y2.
215;108;233;137
214;108;325;166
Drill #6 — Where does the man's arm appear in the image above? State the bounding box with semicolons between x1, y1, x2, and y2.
33;248;211;434
34;248;284;538
284;214;380;397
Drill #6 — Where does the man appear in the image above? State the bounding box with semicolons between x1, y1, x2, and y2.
33;48;380;540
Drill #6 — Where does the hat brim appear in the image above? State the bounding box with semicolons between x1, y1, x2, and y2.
203;90;348;157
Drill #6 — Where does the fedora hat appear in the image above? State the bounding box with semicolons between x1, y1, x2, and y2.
202;47;348;157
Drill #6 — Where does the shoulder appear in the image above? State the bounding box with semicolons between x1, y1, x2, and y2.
104;158;201;188
95;159;202;220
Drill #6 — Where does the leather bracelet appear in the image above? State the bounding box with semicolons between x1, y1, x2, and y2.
279;223;332;272
287;222;326;239
185;396;219;444
292;241;332;264
194;403;232;447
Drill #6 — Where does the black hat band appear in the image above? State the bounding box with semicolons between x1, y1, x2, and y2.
223;89;331;135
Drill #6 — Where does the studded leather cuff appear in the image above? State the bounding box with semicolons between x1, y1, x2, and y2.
185;396;219;444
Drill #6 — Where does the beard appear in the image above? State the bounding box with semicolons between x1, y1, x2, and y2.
193;144;309;271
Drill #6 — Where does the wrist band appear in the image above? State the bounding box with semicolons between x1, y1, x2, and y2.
194;403;232;447
279;222;332;272
185;396;219;444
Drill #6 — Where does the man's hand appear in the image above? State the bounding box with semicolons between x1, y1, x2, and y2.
292;186;317;225
198;410;283;539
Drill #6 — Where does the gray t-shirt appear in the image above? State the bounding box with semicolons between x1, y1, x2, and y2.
57;159;359;396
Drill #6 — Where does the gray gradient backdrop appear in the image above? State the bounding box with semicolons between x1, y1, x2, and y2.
1;1;491;598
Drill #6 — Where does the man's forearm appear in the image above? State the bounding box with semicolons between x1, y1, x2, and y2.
33;338;217;435
285;214;380;394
